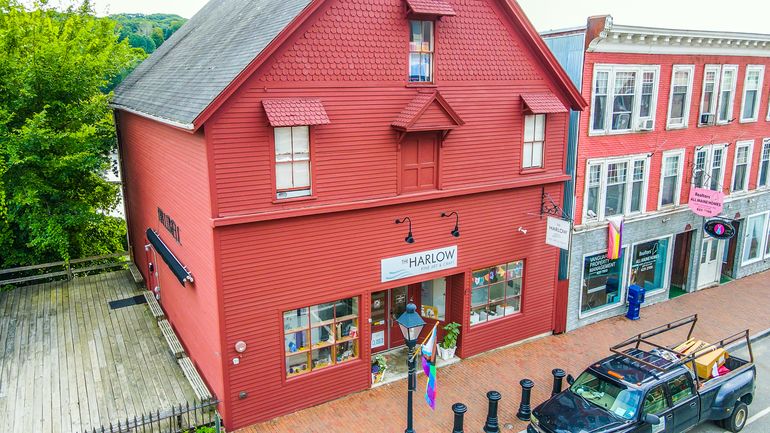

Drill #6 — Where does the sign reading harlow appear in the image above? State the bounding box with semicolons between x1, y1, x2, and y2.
381;246;458;283
545;216;571;250
688;188;724;217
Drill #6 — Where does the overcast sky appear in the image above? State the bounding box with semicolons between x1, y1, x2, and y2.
87;0;769;34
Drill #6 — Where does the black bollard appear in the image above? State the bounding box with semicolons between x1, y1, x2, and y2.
451;402;467;433
516;379;534;421
551;369;566;396
483;391;501;433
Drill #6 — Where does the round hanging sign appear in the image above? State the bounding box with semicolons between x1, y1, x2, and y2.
703;219;736;240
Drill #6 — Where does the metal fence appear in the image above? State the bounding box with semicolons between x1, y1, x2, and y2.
0;251;130;288
84;399;221;433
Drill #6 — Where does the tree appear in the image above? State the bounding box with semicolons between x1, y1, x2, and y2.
0;0;146;267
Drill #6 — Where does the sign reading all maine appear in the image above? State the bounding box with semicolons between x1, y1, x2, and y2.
381;246;458;283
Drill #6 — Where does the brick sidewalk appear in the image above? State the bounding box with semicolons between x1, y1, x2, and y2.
238;271;770;433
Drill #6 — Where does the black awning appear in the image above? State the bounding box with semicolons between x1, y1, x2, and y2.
146;228;193;286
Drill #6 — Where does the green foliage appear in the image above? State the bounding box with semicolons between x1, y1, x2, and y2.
192;426;219;433
111;13;187;54
440;322;461;349
0;0;144;267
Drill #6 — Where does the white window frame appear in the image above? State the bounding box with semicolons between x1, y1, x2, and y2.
274;126;312;199
758;138;770;189
578;247;629;319
692;144;727;192
627;234;675;295
582;154;650;223
522;114;545;169
658;149;685;210
740;65;765;123
741;211;769;266
717;65;739;125
730;140;754;194
699;65;721;126
666;65;695;129
589;64;660;135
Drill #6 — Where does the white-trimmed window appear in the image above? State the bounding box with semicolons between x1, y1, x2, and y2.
409;20;433;83
523;114;545;169
740;65;765;122
667;65;695;129
699;65;720;125
692;144;727;192
583;155;649;222
717;65;739;124
590;65;659;134
759;138;770;189
659;150;684;208
731;141;753;193
742;212;769;266
274;126;311;199
579;248;627;316
630;235;673;293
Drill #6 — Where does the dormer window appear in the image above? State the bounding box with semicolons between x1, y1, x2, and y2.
409;20;433;83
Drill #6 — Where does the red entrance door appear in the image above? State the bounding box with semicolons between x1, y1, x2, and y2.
370;285;422;353
401;133;438;192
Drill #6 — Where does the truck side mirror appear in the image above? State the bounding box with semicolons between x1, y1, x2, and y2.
644;414;661;425
566;374;575;385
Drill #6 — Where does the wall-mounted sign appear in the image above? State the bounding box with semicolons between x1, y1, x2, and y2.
157;207;181;244
703;219;736;240
688;188;724;217
545;216;571;250
381;246;458;283
371;331;385;348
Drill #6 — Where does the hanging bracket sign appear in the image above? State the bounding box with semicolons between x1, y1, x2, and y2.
688;188;724;217
545;216;571;250
703;219;736;240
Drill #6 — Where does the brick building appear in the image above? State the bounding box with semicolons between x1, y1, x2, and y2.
543;16;770;331
110;0;584;428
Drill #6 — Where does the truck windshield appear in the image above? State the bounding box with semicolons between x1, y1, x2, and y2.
570;371;642;421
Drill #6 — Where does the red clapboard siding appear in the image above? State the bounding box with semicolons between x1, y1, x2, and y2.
118;112;226;412
217;184;561;426
574;52;770;226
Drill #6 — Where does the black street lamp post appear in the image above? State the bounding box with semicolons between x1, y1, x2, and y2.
396;303;425;433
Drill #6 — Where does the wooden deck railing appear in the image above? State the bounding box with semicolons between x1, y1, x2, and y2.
0;252;130;287
83;399;221;433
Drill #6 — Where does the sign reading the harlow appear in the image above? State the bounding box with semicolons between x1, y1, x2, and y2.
381;246;458;283
545;216;571;250
703;219;736;240
688;188;724;217
157;207;181;244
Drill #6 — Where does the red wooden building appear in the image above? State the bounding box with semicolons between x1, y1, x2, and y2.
111;0;584;428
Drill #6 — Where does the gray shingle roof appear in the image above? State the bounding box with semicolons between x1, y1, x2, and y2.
111;0;314;128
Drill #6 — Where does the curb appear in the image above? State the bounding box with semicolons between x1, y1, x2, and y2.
728;327;770;352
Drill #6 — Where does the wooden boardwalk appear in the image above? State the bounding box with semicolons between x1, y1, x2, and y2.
0;270;198;433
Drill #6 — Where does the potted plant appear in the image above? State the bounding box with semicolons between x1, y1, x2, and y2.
438;322;461;360
371;354;388;383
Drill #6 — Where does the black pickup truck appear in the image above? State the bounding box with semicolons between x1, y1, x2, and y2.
528;316;756;433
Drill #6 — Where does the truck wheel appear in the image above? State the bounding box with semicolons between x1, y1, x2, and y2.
724;402;749;432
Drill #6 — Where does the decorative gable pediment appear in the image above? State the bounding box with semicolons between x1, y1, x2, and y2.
392;91;464;140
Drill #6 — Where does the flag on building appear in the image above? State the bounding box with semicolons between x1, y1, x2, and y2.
421;322;438;410
607;215;624;260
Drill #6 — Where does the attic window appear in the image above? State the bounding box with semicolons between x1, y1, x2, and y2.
409;21;434;83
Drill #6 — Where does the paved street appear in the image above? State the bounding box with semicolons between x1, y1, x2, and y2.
693;335;770;433
239;270;770;433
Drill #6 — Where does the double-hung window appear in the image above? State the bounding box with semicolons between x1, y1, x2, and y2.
741;65;765;122
759;138;770;189
692;144;726;192
409;20;433;83
667;65;695;129
591;65;659;134
583;155;648;222
699;65;720;125
731;141;753;193
274;126;311;199
523;114;545;169
659;150;684;208
717;65;739;124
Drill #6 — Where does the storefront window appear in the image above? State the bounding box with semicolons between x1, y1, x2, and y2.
581;250;625;314
283;297;359;378
420;277;446;321
630;237;670;292
743;213;768;264
470;261;523;326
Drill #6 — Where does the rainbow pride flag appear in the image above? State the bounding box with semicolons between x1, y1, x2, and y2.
421;323;438;410
607;216;624;260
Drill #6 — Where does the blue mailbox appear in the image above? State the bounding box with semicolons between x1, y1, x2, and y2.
626;284;646;320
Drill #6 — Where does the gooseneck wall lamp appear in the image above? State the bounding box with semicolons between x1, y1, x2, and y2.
395;217;415;243
441;211;460;238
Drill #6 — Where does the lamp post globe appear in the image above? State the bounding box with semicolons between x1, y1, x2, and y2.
396;303;425;433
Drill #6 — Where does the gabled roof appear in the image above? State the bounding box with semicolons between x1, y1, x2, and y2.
111;0;314;129
111;0;585;131
392;91;464;132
